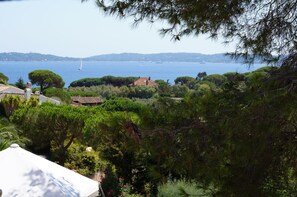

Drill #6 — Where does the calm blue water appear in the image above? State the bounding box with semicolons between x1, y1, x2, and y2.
0;61;264;87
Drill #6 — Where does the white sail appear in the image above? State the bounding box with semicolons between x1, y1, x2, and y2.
79;59;83;70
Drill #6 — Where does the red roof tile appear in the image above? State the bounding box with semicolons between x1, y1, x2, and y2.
132;77;157;87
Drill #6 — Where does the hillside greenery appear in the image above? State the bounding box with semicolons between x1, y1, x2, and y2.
1;0;296;195
69;76;138;87
2;65;297;196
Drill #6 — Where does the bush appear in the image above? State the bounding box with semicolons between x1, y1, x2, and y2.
0;95;38;117
101;165;121;197
101;76;138;87
69;76;138;87
69;85;125;99
0;72;8;84
171;85;189;97
15;77;26;89
124;194;143;197
101;98;146;114
128;86;156;99
68;90;98;97
69;78;103;87
44;88;71;104
155;80;172;97
0;117;29;151
157;180;212;197
65;143;107;177
203;74;227;87
69;85;157;99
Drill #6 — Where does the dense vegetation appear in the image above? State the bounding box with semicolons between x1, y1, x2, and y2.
0;117;28;151
2;65;297;196
67;73;228;99
1;0;296;195
69;76;138;87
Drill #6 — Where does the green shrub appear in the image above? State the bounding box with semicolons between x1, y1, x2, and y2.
69;85;157;99
44;88;71;103
171;85;189;97
0;95;38;117
157;180;212;197
203;74;227;87
69;85;124;99
101;76;138;87
124;194;143;197
65;143;107;177
128;86;156;99
0;72;8;84
69;78;103;87
101;165;121;197
69;76;138;87
101;97;146;113
15;77;26;89
0;117;29;151
68;90;98;97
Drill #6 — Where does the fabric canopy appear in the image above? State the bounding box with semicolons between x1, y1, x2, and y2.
0;144;99;197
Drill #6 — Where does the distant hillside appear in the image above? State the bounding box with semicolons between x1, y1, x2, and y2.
0;52;77;61
0;52;261;63
86;53;241;63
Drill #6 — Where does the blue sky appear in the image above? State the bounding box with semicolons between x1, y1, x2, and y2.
0;0;235;58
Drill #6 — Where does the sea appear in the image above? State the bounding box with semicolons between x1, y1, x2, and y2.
0;61;264;87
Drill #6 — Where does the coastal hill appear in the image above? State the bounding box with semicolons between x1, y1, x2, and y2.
0;52;76;61
86;53;241;63
0;52;258;63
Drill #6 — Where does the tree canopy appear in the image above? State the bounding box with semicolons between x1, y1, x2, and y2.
203;74;227;87
15;77;26;89
28;70;65;92
44;88;71;104
7;66;297;195
86;0;296;64
0;72;8;84
0;117;28;151
11;103;87;165
69;76;138;87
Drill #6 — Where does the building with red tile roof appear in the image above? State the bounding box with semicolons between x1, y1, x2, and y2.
132;77;157;87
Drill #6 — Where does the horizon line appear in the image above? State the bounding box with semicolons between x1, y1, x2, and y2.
0;51;231;59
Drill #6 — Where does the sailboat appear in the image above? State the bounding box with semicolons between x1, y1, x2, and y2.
78;59;83;71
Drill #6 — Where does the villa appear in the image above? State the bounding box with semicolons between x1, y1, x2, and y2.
0;83;60;105
131;77;158;87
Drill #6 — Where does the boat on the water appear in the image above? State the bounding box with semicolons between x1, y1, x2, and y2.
78;59;83;71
